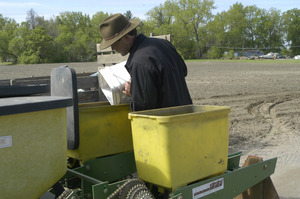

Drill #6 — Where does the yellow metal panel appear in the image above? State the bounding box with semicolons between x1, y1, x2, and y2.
0;108;67;199
129;105;231;189
67;102;133;163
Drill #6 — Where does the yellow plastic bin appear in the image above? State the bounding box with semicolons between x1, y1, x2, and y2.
0;96;72;199
128;105;231;189
67;102;133;163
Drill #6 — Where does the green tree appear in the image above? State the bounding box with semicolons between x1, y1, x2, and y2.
264;8;284;50
124;10;133;20
2;3;298;63
8;25;31;63
145;1;196;58
169;0;215;58
73;29;94;61
224;3;247;49
0;30;10;62
282;8;300;56
54;24;74;62
146;5;173;27
244;5;263;48
205;11;227;52
0;15;18;62
204;3;247;55
170;19;197;59
17;26;54;64
206;4;287;55
206;45;222;59
90;12;110;44
145;2;174;36
57;12;91;33
249;8;284;52
53;12;97;62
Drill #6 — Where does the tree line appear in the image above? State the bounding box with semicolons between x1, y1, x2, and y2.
0;0;299;64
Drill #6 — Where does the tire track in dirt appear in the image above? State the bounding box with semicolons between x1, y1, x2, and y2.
246;96;300;168
194;91;300;169
244;96;300;198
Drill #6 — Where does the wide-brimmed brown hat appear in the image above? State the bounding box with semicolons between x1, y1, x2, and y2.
99;13;140;50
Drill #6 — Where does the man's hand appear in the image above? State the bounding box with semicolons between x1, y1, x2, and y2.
122;80;131;96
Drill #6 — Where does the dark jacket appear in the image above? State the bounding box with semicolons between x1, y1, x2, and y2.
125;34;192;111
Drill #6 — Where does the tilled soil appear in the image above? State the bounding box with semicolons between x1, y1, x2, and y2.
186;61;300;199
1;61;300;198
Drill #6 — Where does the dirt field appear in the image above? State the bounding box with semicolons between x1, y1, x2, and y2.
186;61;300;199
1;61;300;198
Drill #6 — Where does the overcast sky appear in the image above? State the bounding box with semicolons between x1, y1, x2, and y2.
0;0;298;23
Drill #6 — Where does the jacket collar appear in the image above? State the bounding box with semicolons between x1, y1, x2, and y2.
129;34;146;54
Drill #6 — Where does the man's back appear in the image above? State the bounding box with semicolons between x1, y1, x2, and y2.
126;34;192;111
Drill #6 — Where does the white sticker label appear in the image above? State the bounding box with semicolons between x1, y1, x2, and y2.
192;178;224;199
0;136;12;148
